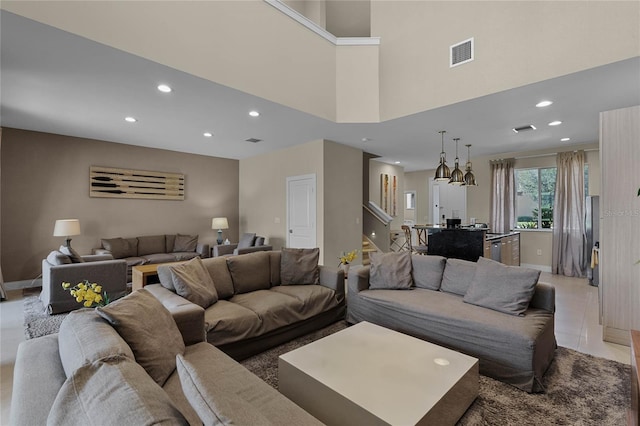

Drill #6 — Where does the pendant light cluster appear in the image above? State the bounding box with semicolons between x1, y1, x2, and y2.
433;130;477;186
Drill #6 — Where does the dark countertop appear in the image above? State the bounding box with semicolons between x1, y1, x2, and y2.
485;231;520;241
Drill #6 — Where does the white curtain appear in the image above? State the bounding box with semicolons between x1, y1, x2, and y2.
490;159;515;234
552;151;586;277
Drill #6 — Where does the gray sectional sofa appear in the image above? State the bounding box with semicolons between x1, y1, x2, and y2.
347;253;556;393
94;234;209;281
11;290;322;425
147;249;346;359
212;232;273;257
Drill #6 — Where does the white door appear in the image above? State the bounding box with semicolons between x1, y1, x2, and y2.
431;180;440;224
430;178;466;224
286;174;316;248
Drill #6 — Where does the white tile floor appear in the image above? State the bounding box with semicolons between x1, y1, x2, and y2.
0;275;632;424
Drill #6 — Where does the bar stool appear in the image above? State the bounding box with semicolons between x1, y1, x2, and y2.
401;225;428;255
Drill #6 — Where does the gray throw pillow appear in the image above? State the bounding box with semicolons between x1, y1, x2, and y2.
101;237;138;258
369;251;413;290
226;251;271;294
46;250;71;265
440;258;477;296
167;257;218;308
176;348;272;425
411;255;446;290
47;355;188;425
173;234;198;252
463;257;541;316
280;248;320;286
201;257;236;300
96;289;185;386
59;245;85;263
237;233;257;249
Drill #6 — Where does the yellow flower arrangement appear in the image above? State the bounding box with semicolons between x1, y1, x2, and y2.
61;280;110;308
338;249;358;266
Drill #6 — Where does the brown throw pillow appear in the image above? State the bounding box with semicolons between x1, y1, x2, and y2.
96;289;185;386
168;257;218;308
101;237;138;258
173;234;198;252
369;251;413;290
280;248;320;285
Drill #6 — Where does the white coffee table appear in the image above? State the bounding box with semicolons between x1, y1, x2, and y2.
279;321;478;426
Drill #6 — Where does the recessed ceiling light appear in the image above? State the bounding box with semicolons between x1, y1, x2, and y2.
548;120;562;126
124;116;137;123
157;84;172;93
203;132;213;138
536;100;553;108
561;137;571;142
362;137;371;142
394;161;401;164
249;110;260;117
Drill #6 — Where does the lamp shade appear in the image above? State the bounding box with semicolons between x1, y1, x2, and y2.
53;219;81;237
211;217;229;230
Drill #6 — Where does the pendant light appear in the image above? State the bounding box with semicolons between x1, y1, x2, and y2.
449;138;465;185
463;144;478;186
434;130;451;181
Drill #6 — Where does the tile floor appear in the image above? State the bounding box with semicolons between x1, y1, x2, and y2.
0;274;632;424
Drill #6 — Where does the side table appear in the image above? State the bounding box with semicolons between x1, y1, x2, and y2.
131;262;182;291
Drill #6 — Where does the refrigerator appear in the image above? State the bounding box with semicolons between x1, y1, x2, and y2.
585;195;599;286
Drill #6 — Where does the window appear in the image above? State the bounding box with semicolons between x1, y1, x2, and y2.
515;168;557;229
405;191;416;210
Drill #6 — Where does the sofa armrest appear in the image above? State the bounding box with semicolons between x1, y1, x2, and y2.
234;245;273;255
144;284;205;345
348;265;371;294
197;243;210;258
213;244;237;257
318;266;345;303
92;248;112;257
82;254;114;262
530;282;555;313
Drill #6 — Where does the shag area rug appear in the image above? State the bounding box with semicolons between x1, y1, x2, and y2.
25;300;630;425
240;321;631;426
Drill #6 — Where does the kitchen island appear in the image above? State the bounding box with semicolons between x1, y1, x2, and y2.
426;227;520;265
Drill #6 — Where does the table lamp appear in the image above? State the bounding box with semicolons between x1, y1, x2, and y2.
53;219;81;248
211;217;229;245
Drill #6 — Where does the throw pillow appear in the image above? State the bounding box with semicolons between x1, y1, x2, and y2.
280;248;320;286
59;245;85;263
369;251;413;290
101;237;138;258
411;255;446;290
167;257;218;308
176;351;271;425
237;233;257;249
46;250;71;265
96;288;185;386
226;251;271;294
47;355;188;425
201;257;235;300
173;234;198;252
463;257;541;316
440;258;477;296
137;235;166;256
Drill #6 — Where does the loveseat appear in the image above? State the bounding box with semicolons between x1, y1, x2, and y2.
146;249;346;359
212;232;273;257
347;253;556;393
93;234;209;282
11;289;322;425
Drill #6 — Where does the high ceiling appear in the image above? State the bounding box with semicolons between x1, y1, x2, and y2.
2;11;639;172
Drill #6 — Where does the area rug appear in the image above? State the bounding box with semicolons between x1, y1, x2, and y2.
23;295;68;339
240;321;631;426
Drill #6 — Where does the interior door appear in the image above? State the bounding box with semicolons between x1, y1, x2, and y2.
286;174;316;248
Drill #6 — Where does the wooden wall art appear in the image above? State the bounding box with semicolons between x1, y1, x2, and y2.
380;173;397;216
90;166;184;200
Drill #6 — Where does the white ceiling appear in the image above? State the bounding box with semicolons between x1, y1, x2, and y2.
2;11;639;172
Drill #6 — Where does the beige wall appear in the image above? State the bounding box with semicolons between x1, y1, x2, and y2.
404;170;432;224
372;1;640;121
239;139;362;266
1;128;239;281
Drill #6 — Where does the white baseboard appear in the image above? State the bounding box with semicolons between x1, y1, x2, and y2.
521;263;552;273
5;278;42;290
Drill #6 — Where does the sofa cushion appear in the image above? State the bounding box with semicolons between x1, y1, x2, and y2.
201;257;235;299
271;285;339;318
230;290;305;334
124;256;147;268
173;251;200;262
269;251;282;286
237;233;257;249
167;257;218;309
96;289;185;386
141;253;176;264
47;250;71;265
166;234;177;252
411;255;446;290
58;309;135;378
101;237;138;258
369;251;413;290
137;235;167;256
227;251;271;294
204;300;262;346
174;234;198;252
176;351;272;425
280;247;320;285
440;258;477;296
59;245;85;263
463;257;541;316
47;355;188;425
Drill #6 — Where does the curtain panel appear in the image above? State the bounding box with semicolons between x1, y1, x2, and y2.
489;159;515;234
552;150;586;277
